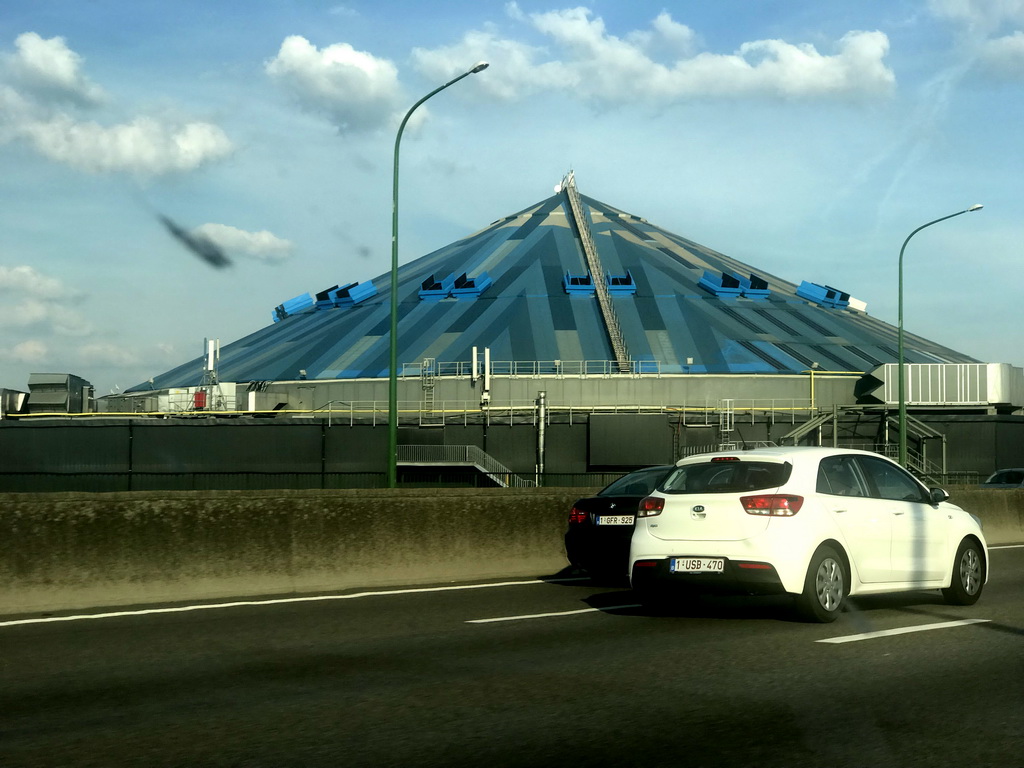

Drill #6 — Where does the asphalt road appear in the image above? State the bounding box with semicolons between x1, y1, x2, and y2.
2;547;1022;768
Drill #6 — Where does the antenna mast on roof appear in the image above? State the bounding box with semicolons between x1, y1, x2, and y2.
195;337;224;411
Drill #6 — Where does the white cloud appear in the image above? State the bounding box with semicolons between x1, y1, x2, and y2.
413;9;895;104
718;31;895;99
927;1;1024;79
928;0;1024;33
193;223;294;263
0;266;91;335
328;5;359;18
0;264;71;299
76;342;139;367
18;115;233;174
504;1;527;23
265;35;406;133
1;33;232;174
0;297;92;335
14;300;92;336
979;29;1024;74
412;29;568;101
6;32;106;106
2;298;55;328
0;85;38;144
0;339;48;364
0;264;121;384
627;12;700;59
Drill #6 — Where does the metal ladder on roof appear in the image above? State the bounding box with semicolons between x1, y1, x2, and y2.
718;398;737;450
420;357;442;426
562;172;631;373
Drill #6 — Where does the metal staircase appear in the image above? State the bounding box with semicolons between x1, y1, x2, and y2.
778;406;948;478
396;445;535;487
562;172;631;373
778;410;841;444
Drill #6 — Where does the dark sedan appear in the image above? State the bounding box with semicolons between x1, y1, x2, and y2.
565;465;675;583
980;468;1024;488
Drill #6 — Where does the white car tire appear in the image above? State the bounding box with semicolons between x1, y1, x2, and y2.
941;538;985;606
795;545;846;623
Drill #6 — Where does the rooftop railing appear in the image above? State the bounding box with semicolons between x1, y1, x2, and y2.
400;358;662;378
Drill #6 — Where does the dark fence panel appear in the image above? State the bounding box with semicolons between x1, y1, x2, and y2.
0;470;616;493
0;471;391;493
0;423;130;473
588;414;674;467
5;414;1016;494
479;425;538;474
393;468;502;488
538;472;621;489
127;472;328;491
0;473;129;493
131;422;323;473
326;426;389;472
995;420;1024;471
544;424;589;473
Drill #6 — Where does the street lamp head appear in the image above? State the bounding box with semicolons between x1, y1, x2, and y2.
967;204;983;212
470;61;490;74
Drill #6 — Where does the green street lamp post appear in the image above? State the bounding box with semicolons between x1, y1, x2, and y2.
388;61;489;488
897;204;982;468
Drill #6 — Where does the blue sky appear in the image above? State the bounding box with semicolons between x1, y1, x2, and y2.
0;0;1020;394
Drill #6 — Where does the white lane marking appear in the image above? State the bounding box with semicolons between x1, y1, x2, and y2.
0;578;589;628
468;604;641;624
817;619;991;644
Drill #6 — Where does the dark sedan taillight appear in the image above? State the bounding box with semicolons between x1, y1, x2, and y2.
568;506;588;524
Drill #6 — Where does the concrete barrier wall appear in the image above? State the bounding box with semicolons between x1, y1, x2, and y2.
948;488;1024;547
0;489;596;616
1;487;1021;616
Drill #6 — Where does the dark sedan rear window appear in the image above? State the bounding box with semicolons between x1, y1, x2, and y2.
660;460;791;494
985;469;1024;485
599;466;672;497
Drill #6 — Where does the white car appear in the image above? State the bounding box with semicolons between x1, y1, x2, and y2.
629;446;988;622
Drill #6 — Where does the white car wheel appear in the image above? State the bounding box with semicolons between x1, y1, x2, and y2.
942;538;985;606
796;546;846;623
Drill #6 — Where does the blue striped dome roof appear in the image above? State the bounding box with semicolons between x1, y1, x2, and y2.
136;187;976;390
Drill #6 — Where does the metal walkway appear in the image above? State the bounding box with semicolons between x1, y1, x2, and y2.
562;172;631;373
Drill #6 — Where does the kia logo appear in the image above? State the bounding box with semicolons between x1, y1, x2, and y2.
693;505;705;513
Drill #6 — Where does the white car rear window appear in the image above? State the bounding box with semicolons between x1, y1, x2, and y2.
660;461;791;494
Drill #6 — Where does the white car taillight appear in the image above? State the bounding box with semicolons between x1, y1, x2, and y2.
741;494;804;516
637;496;665;518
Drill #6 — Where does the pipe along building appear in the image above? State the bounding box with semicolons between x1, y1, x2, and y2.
4;174;1023;489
